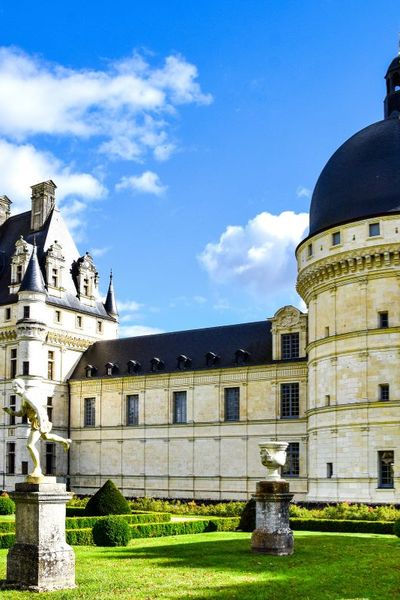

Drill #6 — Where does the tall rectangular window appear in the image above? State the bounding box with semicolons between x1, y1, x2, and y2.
84;397;96;427
48;351;54;380
327;463;333;478
126;394;139;425
378;451;394;488
55;310;61;323
281;333;299;359
379;311;389;328
21;461;28;475
6;442;15;474
281;442;300;477
9;395;16;426
22;361;29;376
379;384;390;402
5;307;11;320
10;348;17;379
76;315;83;328
281;383;300;418
173;391;187;424
47;397;53;421
332;231;341;246
224;387;240;421
23;305;30;319
51;268;58;287
16;265;22;283
45;443;56;475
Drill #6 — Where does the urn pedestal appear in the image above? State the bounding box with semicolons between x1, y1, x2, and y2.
4;478;76;592
251;480;294;555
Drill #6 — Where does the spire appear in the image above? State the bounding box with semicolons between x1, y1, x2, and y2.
19;242;46;294
104;270;118;318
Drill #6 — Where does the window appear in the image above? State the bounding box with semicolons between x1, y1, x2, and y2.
51;268;58;287
281;333;299;359
280;383;300;418
76;315;83;328
307;243;313;257
281;442;300;477
327;462;333;478
127;360;141;375
23;305;30;319
9;395;16;426
224;387;240;421
48;351;54;380
126;395;139;426
332;231;341;246
6;442;15;474
205;351;219;367
324;326;330;337
379;384;390;402
97;320;102;334
45;443;56;475
21;461;28;475
10;348;17;379
84;398;96;427
369;222;380;237
379;311;389;328
47;397;53;421
83;278;89;296
325;394;331;406
22;361;29;376
5;307;11;320
55;310;61;323
378;450;394;488
16;264;22;283
173;391;187;424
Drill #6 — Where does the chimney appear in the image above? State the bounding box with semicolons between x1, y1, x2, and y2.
0;195;11;226
30;180;57;231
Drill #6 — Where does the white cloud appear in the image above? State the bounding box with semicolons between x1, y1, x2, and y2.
119;325;164;338
296;185;312;199
0;47;211;161
118;300;142;312
90;246;111;258
199;211;309;296
115;171;166;195
0;139;105;214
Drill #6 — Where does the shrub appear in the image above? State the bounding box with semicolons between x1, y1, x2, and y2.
0;532;15;549
66;527;93;546
66;511;170;529
129;517;239;539
0;521;15;533
92;516;131;547
238;498;255;532
84;480;131;516
0;494;15;515
290;518;394;535
393;519;400;537
66;506;86;517
130;497;245;517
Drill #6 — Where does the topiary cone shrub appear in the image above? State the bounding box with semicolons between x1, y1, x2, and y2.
0;493;15;515
238;498;255;532
92;516;131;547
84;480;131;516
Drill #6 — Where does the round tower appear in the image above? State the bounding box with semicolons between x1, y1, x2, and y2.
296;57;400;503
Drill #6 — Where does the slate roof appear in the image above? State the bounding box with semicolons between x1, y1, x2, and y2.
70;320;290;379
0;208;113;319
309;116;400;236
19;244;46;293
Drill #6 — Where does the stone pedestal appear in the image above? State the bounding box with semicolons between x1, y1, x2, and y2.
4;478;76;591
251;480;294;555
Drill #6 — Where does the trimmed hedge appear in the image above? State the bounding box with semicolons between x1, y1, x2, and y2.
393;519;400;537
85;480;131;516
0;532;15;548
290;518;394;535
66;528;93;546
93;517;131;547
66;511;171;529
0;496;15;515
0;521;15;533
129;517;240;539
66;506;86;517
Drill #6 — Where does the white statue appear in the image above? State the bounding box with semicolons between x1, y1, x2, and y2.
259;441;288;481
3;378;72;479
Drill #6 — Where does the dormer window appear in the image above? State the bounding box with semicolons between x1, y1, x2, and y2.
177;355;192;370
235;348;250;366
205;351;219;367
150;357;164;372
105;362;119;376
51;268;58;287
83;278;89;296
127;360;141;375
85;365;97;378
16;265;23;283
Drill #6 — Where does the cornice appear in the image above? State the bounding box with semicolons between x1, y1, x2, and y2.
46;330;93;351
307;326;400;354
297;242;400;301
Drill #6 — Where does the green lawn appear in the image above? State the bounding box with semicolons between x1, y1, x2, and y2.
0;531;399;599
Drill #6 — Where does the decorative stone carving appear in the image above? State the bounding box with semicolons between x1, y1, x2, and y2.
259;441;288;481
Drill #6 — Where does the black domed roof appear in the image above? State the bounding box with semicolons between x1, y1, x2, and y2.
309;116;400;235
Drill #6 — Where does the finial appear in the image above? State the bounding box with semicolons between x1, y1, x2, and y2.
110;269;113;280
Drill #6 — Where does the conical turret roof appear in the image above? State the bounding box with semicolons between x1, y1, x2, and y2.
19;243;46;294
104;271;118;318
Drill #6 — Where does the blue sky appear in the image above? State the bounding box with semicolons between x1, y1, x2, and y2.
0;1;398;336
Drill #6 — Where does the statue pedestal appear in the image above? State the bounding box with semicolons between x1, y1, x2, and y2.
4;479;76;591
251;480;294;556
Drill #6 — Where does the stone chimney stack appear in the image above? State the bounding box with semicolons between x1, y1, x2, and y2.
30;180;57;231
0;195;11;226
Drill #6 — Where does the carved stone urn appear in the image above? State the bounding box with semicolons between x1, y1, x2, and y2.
259;441;288;481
